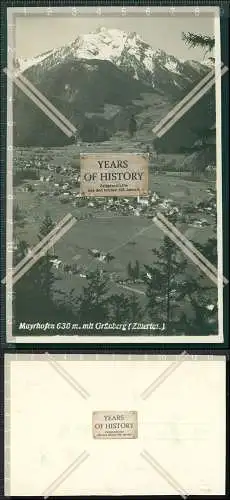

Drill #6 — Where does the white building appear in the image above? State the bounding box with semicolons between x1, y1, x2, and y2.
137;195;149;206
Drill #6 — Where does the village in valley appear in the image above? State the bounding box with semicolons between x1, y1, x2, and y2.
12;136;218;333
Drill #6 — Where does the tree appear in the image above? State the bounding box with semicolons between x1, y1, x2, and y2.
143;233;218;335
179;130;216;178
13;239;37;323
13;204;26;229
195;237;217;267
187;237;217;333
181;32;216;175
127;260;141;281
182;32;215;55
38;212;56;256
143;236;187;332
179;128;216;155
134;260;140;280
166;228;218;335
80;121;110;143
36;213;57;303
38;212;55;239
105;252;115;263
76;269;109;322
127;261;133;279
13;239;28;266
109;293;133;322
126;293;143;321
179;277;217;335
109;292;143;323
13;242;55;323
128;115;137;138
13;214;57;325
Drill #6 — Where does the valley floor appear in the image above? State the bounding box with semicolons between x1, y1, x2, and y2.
11;143;218;336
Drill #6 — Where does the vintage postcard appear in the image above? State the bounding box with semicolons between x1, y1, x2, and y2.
4;353;226;495
4;5;228;343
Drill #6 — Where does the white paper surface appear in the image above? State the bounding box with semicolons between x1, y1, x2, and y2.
5;354;226;496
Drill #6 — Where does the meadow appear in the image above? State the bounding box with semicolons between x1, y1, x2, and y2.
13;145;217;307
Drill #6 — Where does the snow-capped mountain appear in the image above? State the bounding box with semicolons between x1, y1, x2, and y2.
14;27;213;148
16;52;54;72
17;26;208;91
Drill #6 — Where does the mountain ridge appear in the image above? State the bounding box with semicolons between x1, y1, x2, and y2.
17;26;208;88
14;27;213;148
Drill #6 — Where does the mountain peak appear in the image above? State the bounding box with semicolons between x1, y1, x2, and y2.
94;26;123;35
93;26;135;36
90;26;127;38
17;26;208;93
14;26;211;148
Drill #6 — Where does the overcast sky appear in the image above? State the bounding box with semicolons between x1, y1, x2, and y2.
15;14;216;61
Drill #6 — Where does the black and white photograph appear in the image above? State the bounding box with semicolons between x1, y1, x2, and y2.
5;5;226;343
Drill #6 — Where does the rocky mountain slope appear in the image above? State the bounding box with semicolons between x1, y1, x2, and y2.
14;27;212;147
